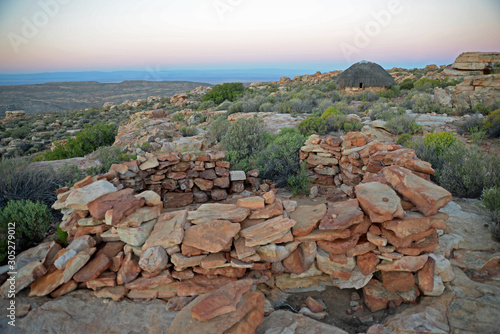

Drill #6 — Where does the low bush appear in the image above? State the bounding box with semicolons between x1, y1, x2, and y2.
482;187;500;225
180;125;198;137
370;103;401;121
202;82;245;105
171;112;185;122
423;131;457;155
414;78;439;92
287;163;312;196
0;157;84;208
455;113;484;135
220;117;268;170
35;122;117;161
413;94;440;113
86;145;136;176
386;115;423;135
256;128;306;187
0;200;51;252
400;78;415;90
208;115;230;142
397;133;413;147
298;117;327;136
321;107;342;119
377;86;401;99
436;143;500;198
325;115;348;132
484;109;500;138
259;102;275;113
197;100;216;111
216;101;233;111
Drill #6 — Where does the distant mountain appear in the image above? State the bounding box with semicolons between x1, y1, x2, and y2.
0;69;313;86
0;81;213;115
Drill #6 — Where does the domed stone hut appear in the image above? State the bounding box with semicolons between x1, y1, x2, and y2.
337;61;395;93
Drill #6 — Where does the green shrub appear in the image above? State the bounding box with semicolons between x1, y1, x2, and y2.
414;78;439;91
413;94;438;113
256;128;306;187
472;103;492;114
259;102;275;113
0;200;51;250
298;117;327;136
287;163;312;196
11;127;30;139
197;100;216;111
325;115;347;132
469;127;486;145
321;107;342;119
37;122;117;161
180;125;198;137
0;157;84;208
482;187;500;225
86;145;136;176
56;226;68;246
423;131;457;155
202;83;245;105
216;101;233;111
484;109;500;138
400;78;415;90
220;117;268;170
171;112;185;122
377;86;401;99
455;114;484;135
436;143;500;198
209;115;231;142
386;115;423;135
397;133;413;147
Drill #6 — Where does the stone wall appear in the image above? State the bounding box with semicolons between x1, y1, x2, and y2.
54;150;260;212
0;134;457;329
300;132;435;198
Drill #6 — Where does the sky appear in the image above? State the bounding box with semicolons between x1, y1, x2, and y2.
0;0;499;75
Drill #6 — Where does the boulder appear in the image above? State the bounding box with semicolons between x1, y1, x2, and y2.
355;182;405;223
381;166;452;216
114;206;161;228
73;253;111;282
319;199;364;230
139;246;169;273
0;261;47;297
117;219;157;247
290;204;327;236
191;279;254;321
183;220;240;253
257;310;348;334
377;255;429;272
240;216;296;247
142;210;187;250
187;204;250;224
64;180;117;211
167;290;264;334
362;279;403;312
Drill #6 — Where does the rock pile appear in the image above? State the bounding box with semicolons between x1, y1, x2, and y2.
1;144;455;332
300;132;436;199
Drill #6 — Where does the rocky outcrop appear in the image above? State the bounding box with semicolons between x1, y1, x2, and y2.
450;52;500;74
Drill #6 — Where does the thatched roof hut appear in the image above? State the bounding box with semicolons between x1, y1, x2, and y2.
336;61;395;91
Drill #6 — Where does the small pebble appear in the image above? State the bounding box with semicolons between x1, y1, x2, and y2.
350;300;359;307
351;292;361;301
359;315;374;324
388;301;396;315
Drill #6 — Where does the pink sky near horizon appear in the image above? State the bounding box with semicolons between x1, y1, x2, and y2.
0;0;499;74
